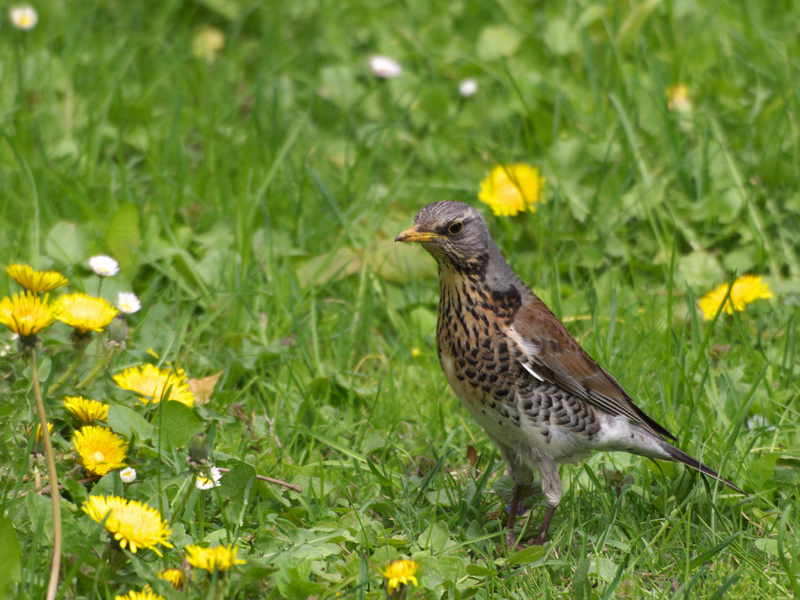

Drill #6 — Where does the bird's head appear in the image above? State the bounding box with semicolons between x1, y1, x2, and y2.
395;201;493;275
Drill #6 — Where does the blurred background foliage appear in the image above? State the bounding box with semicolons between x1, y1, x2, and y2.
1;0;799;597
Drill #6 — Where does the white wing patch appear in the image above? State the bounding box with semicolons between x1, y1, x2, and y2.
507;326;544;380
521;361;545;381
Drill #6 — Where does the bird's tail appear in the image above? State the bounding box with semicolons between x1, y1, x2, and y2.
659;440;744;494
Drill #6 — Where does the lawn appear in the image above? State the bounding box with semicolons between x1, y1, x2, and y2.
1;0;799;598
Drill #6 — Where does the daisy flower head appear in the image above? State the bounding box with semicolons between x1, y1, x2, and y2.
5;264;68;293
195;466;222;490
116;292;141;314
83;494;172;556
158;568;186;589
120;467;137;483
378;559;419;596
698;275;773;321
113;364;195;407
369;55;402;79
0;291;55;338
459;78;478;97
63;396;109;423
478;164;546;217
73;425;128;476
89;255;119;277
185;544;246;573
53;293;119;334
10;5;37;30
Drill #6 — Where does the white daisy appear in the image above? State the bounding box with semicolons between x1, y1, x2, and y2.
89;255;119;277
459;78;478;97
10;5;38;31
195;466;222;490
369;55;402;79
120;467;137;483
117;292;141;314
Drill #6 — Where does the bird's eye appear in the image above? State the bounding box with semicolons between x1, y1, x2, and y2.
448;222;463;235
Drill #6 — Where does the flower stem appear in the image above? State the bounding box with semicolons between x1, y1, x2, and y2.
48;342;87;395
30;349;61;600
75;345;114;389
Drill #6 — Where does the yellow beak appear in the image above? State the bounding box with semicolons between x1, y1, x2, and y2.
395;225;441;243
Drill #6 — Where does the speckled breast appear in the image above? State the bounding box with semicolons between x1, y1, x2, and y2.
435;271;602;453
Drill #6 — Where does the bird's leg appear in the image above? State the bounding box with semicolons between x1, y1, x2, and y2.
532;454;561;546
505;484;524;548
532;505;557;546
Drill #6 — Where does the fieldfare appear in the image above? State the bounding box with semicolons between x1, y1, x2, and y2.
396;201;743;546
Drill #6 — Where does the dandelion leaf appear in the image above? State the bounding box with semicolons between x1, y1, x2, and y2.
0;518;21;600
154;401;204;451
106;203;141;273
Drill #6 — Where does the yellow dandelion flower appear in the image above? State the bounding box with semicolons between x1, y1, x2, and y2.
698;275;773;321
113;364;195;407
5;264;68;293
667;84;692;113
378;559;419;595
411;348;421;358
478;164;546;217
63;396;109;423
192;26;225;63
114;589;164;600
53;293;119;333
28;422;54;442
83;494;172;556
158;568;186;588
0;292;55;336
73;426;128;476
185;544;246;573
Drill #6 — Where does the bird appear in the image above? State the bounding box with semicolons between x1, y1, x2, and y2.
395;200;743;546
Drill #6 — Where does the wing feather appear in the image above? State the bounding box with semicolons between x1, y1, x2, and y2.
509;295;676;441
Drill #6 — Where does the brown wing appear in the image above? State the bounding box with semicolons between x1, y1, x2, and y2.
511;294;676;441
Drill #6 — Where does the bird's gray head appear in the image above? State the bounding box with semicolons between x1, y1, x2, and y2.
395;201;496;275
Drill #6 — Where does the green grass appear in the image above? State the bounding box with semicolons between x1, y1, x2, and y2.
1;0;799;598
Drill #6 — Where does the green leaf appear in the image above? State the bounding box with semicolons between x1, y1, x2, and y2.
465;564;494;577
275;557;326;599
25;493;53;542
417;521;452;553
617;0;664;50
588;555;619;583
0;518;21;600
477;25;524;61
106;203;141;273
543;19;581;56
153;402;204;451
221;462;256;524
755;538;783;558
318;66;363;108
107;405;154;441
37;356;52;382
506;545;546;566
689;533;740;570
417;85;450;123
190;0;243;19
45;221;87;266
